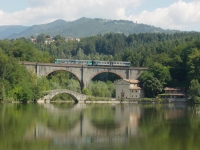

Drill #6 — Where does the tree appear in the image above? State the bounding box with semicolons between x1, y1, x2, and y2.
188;79;200;99
36;33;46;44
0;49;12;100
139;71;163;98
66;79;81;92
187;48;200;80
148;63;171;85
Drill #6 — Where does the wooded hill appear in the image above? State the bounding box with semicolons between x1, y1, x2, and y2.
0;25;28;39
1;17;180;39
1;31;200;101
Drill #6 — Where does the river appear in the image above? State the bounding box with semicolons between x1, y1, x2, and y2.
0;102;200;150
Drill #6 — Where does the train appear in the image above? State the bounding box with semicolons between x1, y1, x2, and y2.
54;59;131;67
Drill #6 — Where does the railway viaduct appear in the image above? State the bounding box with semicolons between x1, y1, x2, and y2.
22;62;148;88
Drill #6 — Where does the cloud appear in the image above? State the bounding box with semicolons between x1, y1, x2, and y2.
0;0;142;26
129;0;200;31
29;0;52;6
0;0;199;32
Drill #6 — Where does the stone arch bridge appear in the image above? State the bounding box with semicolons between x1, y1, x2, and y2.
37;89;88;103
22;62;148;88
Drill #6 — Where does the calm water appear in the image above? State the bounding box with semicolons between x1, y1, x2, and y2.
0;102;200;150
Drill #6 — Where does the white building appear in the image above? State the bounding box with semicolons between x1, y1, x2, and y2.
159;87;186;102
115;79;144;99
45;38;55;44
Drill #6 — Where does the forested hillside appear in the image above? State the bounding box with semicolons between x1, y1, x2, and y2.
1;31;200;101
5;17;179;39
0;25;28;39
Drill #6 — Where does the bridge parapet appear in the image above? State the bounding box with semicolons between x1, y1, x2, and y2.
37;89;88;103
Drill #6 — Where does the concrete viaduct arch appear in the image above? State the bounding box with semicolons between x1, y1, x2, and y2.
46;69;82;85
89;71;123;81
22;62;148;88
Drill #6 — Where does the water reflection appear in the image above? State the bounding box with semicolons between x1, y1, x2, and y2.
1;103;200;150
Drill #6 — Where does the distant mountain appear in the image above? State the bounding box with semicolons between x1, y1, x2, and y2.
0;25;29;39
2;17;180;39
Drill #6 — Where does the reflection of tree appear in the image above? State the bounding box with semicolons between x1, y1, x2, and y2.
52;102;75;110
46;115;79;132
3;103;200;150
130;104;199;150
0;104;41;150
86;105;119;129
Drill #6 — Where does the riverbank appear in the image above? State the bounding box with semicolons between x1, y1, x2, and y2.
83;97;189;104
0;97;189;104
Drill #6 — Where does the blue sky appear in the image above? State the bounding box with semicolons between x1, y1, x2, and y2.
0;0;200;31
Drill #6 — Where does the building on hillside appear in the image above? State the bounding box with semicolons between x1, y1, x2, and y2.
159;87;186;102
29;37;54;44
115;79;144;99
65;37;80;42
30;38;36;44
45;38;54;44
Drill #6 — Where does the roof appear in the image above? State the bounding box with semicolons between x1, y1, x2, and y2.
123;79;140;84
130;86;141;90
164;87;181;91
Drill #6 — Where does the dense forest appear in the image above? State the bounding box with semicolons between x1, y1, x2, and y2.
1;32;200;102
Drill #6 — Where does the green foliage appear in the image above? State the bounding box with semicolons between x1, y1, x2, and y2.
51;93;74;101
88;81;115;97
66;79;81;92
0;45;51;102
0;49;12;100
140;72;163;98
187;48;200;80
47;71;81;92
1;31;200;100
36;33;46;44
82;88;92;95
188;79;200;103
86;105;119;129
0;38;51;62
148;63;171;85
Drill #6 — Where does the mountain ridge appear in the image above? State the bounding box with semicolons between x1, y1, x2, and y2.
1;17;181;39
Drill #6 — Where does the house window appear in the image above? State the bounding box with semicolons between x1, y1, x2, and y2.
135;90;137;92
132;90;133;92
132;95;133;97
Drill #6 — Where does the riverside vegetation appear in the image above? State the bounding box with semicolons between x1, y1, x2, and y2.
1;32;200;103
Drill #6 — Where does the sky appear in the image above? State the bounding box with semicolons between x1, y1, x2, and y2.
0;0;200;31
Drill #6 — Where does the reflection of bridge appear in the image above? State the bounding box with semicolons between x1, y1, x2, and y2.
23;62;148;88
41;103;87;114
37;89;88;103
25;104;141;145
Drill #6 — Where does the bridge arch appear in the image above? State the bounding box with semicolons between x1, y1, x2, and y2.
37;89;88;103
50;92;79;103
88;71;123;83
46;69;81;83
91;71;123;80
